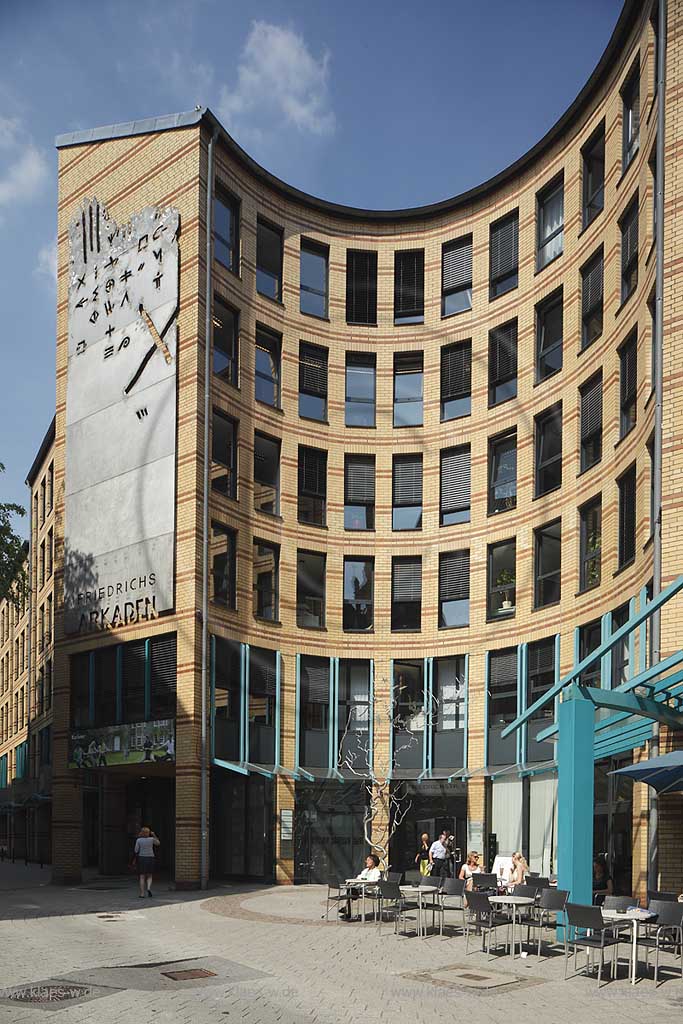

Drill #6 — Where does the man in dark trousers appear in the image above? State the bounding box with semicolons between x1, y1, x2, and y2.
429;830;450;880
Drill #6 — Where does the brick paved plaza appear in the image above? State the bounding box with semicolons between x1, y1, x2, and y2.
1;866;681;1023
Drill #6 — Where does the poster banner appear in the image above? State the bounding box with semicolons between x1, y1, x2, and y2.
68;719;175;768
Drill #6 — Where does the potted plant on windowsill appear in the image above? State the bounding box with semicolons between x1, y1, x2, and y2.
496;568;516;612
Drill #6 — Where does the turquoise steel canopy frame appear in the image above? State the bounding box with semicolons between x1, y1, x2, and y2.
501;574;683;910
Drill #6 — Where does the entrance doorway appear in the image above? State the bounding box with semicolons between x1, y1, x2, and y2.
125;776;176;876
390;781;468;875
294;781;367;883
210;770;274;880
594;756;634;895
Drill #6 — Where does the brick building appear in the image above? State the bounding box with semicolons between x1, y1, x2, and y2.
42;0;683;891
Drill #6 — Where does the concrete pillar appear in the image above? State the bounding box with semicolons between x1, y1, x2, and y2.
557;693;594;906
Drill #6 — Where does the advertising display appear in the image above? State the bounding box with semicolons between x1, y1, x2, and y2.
68;719;175;768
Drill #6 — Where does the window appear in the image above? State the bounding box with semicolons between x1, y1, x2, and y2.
345;353;376;427
622;59;640;170
489;211;518;299
651;3;660;88
256;218;283;300
433;656;466;733
618;464;637;568
489;319;517;405
393;455;423;530
248;646;277;764
620;195;639;303
253;540;279;620
488;539;516;618
534;519;561;607
442;235;472;316
93;646;117;726
299;342;328;421
649;291;657;393
39;725;52;767
440;445;470;525
393;660;424;770
40;478;46;523
253;432;280;516
214;636;241;760
47;528;53;577
648;434;655;533
393;352;423;427
391;556;422;631
440;340;471;420
488;647;518;764
215;187;239;273
488;430;517;514
582;124;605;228
537;175;564;270
650;145;657;239
344;455;375;530
213;298;238;385
579;618;602;686
255;326;280;407
536;288;563;381
211;522;236;608
299;656;330;768
611;602;631;687
394;249;425;324
580;372;603;472
580;496;602;591
619;329;637;437
581;249;604;348
40;541;45;587
297;446;327;526
47;463;53;511
346;249;377;325
343;557;374;631
296;550;326;628
527;638;555;719
300;238;328;318
338;660;371;770
535;403;562;497
212;409;237;498
439;550;470;628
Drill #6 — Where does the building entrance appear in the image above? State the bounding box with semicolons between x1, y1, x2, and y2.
210;770;274;880
390;781;468;875
125;776;176;876
594;756;634;896
294;781;367;883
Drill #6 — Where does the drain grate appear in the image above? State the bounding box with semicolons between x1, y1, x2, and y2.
162;968;217;982
5;984;93;1004
459;973;490;982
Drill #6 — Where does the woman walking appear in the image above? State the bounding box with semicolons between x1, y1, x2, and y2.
134;826;160;898
415;832;431;877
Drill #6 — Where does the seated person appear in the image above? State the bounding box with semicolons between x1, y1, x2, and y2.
506;851;530;890
340;854;381;919
458;850;482;891
592;857;614;905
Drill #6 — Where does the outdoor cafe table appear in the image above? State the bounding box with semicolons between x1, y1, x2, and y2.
601;909;656;985
488;895;536;958
342;879;378;923
399;885;440;938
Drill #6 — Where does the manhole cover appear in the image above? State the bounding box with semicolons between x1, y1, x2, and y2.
5;984;93;1004
460;973;491;981
162;969;217;981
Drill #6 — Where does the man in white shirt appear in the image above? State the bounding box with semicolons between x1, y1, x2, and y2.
340;854;381;919
429;831;450;879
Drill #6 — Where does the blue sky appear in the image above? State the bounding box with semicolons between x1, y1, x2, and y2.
0;0;623;528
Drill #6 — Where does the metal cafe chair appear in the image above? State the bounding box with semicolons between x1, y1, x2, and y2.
437;877;467;939
648;890;679;903
472;872;498;892
376;880;419;936
404;869;421;885
524;887;569;958
323;878;347;922
464;890;511;959
564;903;621;986
603;894;637;938
524;875;550;894
636;900;683;985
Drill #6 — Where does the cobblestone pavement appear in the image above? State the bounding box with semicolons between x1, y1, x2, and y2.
1;867;682;1024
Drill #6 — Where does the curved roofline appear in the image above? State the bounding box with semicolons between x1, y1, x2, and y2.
205;0;638;222
56;0;639;223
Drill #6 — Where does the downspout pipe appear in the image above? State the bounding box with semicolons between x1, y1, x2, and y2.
649;0;667;895
200;127;218;890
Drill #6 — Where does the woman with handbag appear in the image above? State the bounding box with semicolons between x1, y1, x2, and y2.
415;832;431;877
134;826;160;898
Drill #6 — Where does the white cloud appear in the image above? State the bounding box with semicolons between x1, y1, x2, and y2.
218;22;335;145
0;110;48;210
35;236;57;289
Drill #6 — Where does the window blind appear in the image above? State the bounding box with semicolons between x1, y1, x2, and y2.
620;334;637;405
582;252;604;317
441;341;471;400
581;374;603;440
489;648;517;687
490;213;518;283
299;344;328;397
393;455;423;506
441;446;471;512
298;447;327;497
346;249;378;324
345;456;375;504
392;558;422;602
443;237;472;292
439;550;470;601
621;200;639;272
394;249;424;318
250;647;277;696
528;637;555;676
301;656;330;702
490;321;518;384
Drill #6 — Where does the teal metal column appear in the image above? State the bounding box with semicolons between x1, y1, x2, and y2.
517;644;527;765
422;656;429;774
388;659;394;773
462;654;469;771
274;651;281;768
368;659;374;772
557;689;594;908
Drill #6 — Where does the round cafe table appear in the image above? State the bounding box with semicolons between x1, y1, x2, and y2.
488;895;536;958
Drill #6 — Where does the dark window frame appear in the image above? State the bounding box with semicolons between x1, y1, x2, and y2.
256;217;284;302
581;248;604;350
440;444;471;526
296;549;326;629
211;521;237;609
214;185;240;274
345;352;376;427
534;518;562;608
579;496;602;592
253;431;281;517
489;210;519;299
487;538;516;620
211;407;238;500
621;57;640;171
617;463;637;568
489;319;518;406
343;556;374;632
579;371;603;473
619;328;638;438
438;549;470;629
488;429;517;515
297;445;327;527
535;403;563;497
442;235;473;317
298;341;328;422
620;194;639;304
346;249;378;325
344;455;375;531
536;174;564;270
581;123;605;229
391;556;422;632
393;352;424;427
212;295;239;386
441;339;472;420
254;324;281;409
394;248;425;324
253;539;280;621
392;453;423;531
300;237;329;318
535;287;563;382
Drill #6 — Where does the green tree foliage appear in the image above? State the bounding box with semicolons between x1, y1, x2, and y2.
0;463;27;604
